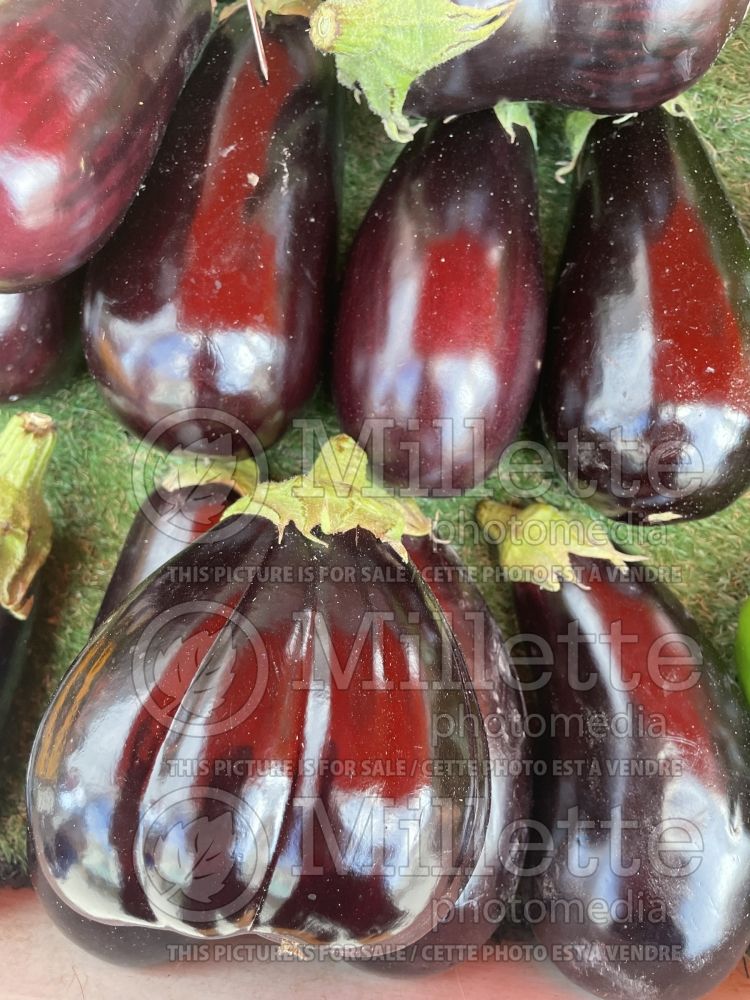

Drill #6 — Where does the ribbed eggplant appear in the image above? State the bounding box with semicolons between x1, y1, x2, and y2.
542;109;750;524
0;0;212;292
405;0;748;119
478;501;750;1000
334;110;545;494
84;13;340;456
93;479;243;632
27;437;528;968
0;276;81;401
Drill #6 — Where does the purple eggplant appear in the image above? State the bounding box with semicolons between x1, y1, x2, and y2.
93;480;242;632
84;13;340;456
542;109;750;524
27;437;528;968
0;276;82;401
406;0;748;119
478;501;750;1000
334;110;545;494
0;0;212;292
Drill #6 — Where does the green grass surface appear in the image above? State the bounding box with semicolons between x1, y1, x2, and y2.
1;21;750;879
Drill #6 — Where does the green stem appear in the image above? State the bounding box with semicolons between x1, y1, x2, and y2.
0;413;56;619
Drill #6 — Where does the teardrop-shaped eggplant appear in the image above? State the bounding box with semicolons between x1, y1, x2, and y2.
0;0;212;292
92;481;241;632
0;277;81;401
542;109;750;524
334;111;545;494
406;0;748;119
27;515;528;966
84;13;340;456
513;559;750;1000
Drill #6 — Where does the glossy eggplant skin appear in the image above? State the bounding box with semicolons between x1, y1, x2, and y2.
0;277;81;401
92;482;240;632
0;609;32;735
514;560;750;1000
28;520;527;967
334;111;545;494
406;0;748;119
542;110;750;524
0;0;212;292
84;14;340;456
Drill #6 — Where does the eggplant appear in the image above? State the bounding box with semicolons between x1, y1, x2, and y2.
27;437;528;968
0;0;212;292
478;501;750;1000
84;13;340;456
542;109;750;524
334;110;545;494
93;480;242;632
0;609;32;733
405;0;748;119
0;276;82;401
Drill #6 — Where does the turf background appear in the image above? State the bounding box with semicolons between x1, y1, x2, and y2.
0;18;749;882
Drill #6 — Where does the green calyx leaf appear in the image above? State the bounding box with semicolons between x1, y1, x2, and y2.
476;500;644;593
494;101;538;150
221;434;432;561
309;0;519;142
159;453;259;499
0;413;57;619
252;0;321;20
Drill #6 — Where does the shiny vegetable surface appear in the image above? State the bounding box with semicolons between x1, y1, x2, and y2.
84;13;340;456
542;109;750;524
406;0;748;119
0;277;81;401
0;0;212;291
92;481;241;631
334;110;545;493
28;440;528;967
513;558;750;999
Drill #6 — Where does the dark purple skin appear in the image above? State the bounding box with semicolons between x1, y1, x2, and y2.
92;482;241;632
0;277;82;401
0;0;212;292
84;14;340;456
334;111;545;495
0;608;31;733
406;0;748;119
28;519;527;969
513;559;750;1000
542;109;750;524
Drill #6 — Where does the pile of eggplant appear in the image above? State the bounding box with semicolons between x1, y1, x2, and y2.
0;0;749;998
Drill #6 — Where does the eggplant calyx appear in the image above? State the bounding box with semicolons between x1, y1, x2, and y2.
736;597;750;708
0;412;56;619
494;101;537;149
309;0;519;143
252;0;319;20
222;434;432;560
555;109;639;184
159;453;259;498
476;500;644;593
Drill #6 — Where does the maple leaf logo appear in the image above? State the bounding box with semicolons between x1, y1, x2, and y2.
152;812;235;905
149;626;239;726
